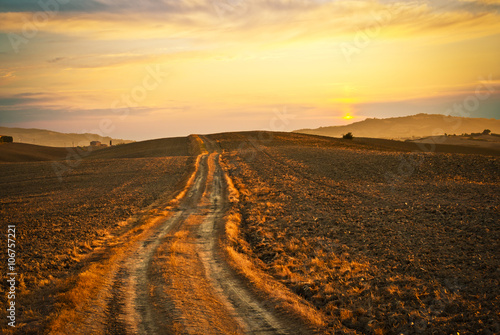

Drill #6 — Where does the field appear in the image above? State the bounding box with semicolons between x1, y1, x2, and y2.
0;137;195;331
0;143;69;162
210;131;500;334
0;132;498;334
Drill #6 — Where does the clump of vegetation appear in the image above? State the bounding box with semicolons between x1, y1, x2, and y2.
0;135;13;143
342;132;354;140
482;129;491;135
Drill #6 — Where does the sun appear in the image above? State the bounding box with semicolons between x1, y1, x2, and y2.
343;114;354;120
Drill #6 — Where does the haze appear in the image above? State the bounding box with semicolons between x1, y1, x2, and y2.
0;0;499;141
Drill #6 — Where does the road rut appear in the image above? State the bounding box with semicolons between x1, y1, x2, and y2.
102;136;298;334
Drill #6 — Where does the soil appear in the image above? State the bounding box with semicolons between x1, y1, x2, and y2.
99;139;302;334
0;155;194;333
1;135;307;334
0;143;69;162
1;131;498;334
210;131;500;334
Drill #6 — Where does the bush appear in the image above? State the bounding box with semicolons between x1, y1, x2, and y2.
482;129;491;135
0;136;13;143
342;132;354;140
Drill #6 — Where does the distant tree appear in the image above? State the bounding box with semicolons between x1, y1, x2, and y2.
343;132;354;140
482;129;491;135
0;136;13;143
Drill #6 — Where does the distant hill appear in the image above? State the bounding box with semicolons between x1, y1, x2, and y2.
0;143;68;162
85;136;193;159
294;114;500;140
0;136;194;163
0;127;133;147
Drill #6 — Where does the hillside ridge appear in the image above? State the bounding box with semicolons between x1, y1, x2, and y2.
0;126;133;147
294;113;500;139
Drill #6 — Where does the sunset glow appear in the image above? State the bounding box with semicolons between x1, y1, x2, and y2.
0;0;499;140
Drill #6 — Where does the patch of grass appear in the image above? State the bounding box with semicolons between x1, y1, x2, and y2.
219;166;328;330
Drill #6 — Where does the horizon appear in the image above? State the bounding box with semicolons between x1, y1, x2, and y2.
1;0;499;141
2;112;500;142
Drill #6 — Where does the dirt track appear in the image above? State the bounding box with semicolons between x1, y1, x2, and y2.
56;136;299;334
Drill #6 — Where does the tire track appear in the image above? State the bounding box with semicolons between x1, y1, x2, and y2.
197;152;290;334
105;154;208;334
104;136;304;334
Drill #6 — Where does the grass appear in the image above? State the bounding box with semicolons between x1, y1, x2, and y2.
48;212;174;333
39;156;200;333
220;161;328;331
211;132;500;334
153;207;244;334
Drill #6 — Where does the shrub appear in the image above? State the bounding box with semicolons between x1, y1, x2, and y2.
342;132;354;140
0;136;13;143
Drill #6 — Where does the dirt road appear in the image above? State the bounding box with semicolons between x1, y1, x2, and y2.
91;136;299;334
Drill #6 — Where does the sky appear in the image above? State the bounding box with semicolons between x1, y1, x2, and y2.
0;0;499;141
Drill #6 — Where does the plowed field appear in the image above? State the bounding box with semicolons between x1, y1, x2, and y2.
211;131;500;334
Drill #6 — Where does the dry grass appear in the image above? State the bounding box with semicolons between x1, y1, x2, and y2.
154;213;244;334
46;152;203;332
210;131;500;334
48;212;174;333
220;168;328;331
0;153;196;333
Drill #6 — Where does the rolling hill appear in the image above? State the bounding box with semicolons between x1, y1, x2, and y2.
0;143;69;162
0;126;133;147
84;136;194;159
294;113;500;140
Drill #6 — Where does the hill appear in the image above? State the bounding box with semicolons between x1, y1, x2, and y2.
1;131;498;163
84;136;194;159
0;126;133;147
294;113;500;140
0;131;498;334
0;136;199;163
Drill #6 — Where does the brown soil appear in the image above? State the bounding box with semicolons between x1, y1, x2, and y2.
85;136;192;159
99;141;303;334
411;134;500;152
0;143;69;162
1;134;308;334
2;131;498;334
0;153;194;333
209;131;500;334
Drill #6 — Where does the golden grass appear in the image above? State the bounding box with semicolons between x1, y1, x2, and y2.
48;214;168;333
190;135;208;155
156;213;244;334
224;243;326;328
224;171;240;204
220;167;327;329
47;154;204;333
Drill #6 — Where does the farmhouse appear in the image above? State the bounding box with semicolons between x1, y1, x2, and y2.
90;141;101;146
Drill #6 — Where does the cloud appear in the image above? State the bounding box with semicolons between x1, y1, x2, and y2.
47;56;66;63
0;92;58;107
1;0;499;47
0;0;106;13
0;105;156;124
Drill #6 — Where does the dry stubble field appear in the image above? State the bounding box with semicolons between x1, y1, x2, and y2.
0;137;195;331
1;132;498;334
211;132;499;334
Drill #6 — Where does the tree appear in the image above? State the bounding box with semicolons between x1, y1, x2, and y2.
0;136;13;143
343;132;354;140
482;129;491;135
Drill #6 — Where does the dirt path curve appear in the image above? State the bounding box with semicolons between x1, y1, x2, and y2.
103;136;300;334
